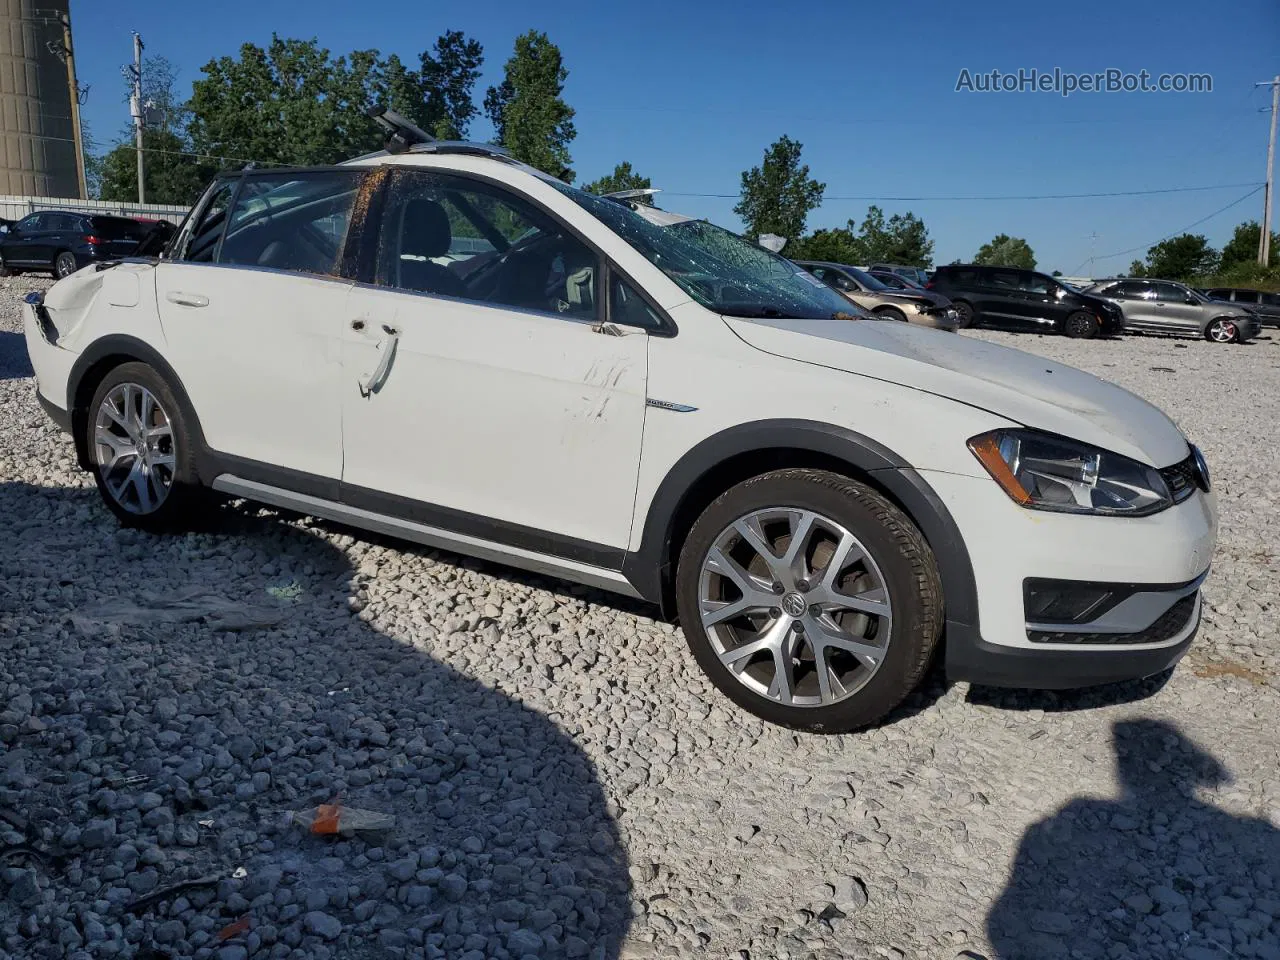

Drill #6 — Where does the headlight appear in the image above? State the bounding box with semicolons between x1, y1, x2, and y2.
968;429;1172;516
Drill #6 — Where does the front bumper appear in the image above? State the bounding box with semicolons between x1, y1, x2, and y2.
921;467;1217;689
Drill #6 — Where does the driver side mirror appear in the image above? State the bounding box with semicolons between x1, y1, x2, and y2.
1185;296;1198;305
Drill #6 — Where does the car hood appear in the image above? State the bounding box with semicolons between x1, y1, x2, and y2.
726;314;1189;467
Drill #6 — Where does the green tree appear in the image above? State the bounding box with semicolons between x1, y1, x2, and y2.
973;233;1036;270
734;136;824;241
854;205;933;266
1128;259;1147;277
188;33;484;170
1051;269;1062;277
1142;234;1218;281
484;31;576;181
98;54;207;203
787;226;862;264
1219;221;1279;271
584;161;651;199
99;128;207;204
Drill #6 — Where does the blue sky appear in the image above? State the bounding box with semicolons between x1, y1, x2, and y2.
72;0;1279;274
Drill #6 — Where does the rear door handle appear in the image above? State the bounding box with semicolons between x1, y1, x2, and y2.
166;291;209;308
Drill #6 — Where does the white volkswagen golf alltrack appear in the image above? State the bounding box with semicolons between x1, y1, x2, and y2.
23;113;1217;732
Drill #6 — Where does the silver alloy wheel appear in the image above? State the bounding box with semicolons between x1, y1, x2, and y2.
93;382;176;514
697;507;893;708
1208;319;1236;343
55;252;76;278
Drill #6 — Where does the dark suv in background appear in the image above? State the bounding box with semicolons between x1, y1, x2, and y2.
928;264;1125;338
0;211;147;278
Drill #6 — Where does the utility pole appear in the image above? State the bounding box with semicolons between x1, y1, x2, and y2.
130;33;145;204
58;12;87;199
1086;231;1099;277
1258;76;1279;267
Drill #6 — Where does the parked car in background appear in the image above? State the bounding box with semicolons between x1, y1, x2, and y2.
0;212;148;278
1203;287;1280;327
22;108;1217;731
869;262;931;287
797;261;960;331
1084;279;1261;344
928;264;1125;338
869;270;926;291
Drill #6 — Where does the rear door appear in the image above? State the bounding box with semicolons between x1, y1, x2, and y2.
154;169;366;481
39;214;76;266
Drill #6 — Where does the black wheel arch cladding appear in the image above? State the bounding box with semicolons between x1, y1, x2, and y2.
67;335;209;475
623;419;980;632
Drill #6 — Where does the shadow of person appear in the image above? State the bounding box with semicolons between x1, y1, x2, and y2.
986;718;1280;960
0;330;34;380
0;481;631;958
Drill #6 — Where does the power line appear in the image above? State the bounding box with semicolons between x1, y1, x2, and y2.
663;181;1265;203
1069;184;1265;273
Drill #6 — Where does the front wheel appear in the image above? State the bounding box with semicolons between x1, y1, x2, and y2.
1063;311;1099;339
87;362;200;530
54;251;78;279
1205;318;1239;343
876;307;908;324
952;301;976;328
675;469;943;732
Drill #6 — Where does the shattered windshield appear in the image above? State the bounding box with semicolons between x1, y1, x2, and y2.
551;184;853;320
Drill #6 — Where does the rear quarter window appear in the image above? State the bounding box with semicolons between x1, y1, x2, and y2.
90;217;146;240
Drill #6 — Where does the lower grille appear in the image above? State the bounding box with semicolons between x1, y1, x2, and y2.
1028;593;1198;645
1159;453;1199;504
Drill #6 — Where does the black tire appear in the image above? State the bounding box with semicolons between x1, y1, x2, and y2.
953;300;976;328
876;307;909;324
1204;318;1239;344
54;251;77;279
675;468;943;732
87;362;201;531
1063;310;1099;339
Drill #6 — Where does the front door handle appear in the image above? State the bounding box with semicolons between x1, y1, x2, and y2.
166;291;209;308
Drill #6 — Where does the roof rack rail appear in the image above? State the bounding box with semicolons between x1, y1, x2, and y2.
366;105;434;153
365;105;513;161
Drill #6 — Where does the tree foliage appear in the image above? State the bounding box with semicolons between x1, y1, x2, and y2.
187;33;484;170
1219;220;1279;271
1140;234;1218;282
854;206;933;266
788;205;933;267
583;162;651;199
973;233;1036;270
484;31;576;181
99;55;207;203
734;136;824;241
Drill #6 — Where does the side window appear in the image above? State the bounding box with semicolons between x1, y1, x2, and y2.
218;171;362;276
183;181;237;263
1152;282;1186;302
1020;273;1051;295
17;214;44;232
989;270;1020;290
1261;293;1280;307
1232;290;1260;304
375;171;600;321
949;268;977;285
610;276;663;330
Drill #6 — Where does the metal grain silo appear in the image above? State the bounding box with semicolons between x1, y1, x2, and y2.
0;0;80;198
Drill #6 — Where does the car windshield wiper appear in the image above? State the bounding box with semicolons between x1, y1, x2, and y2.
716;304;813;320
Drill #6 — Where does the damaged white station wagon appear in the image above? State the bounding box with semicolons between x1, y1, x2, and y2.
23;109;1217;731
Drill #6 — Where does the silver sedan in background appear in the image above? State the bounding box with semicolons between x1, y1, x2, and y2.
796;261;960;331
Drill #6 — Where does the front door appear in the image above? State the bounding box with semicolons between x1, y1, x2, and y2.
339;169;648;554
1149;281;1204;334
154;169;367;481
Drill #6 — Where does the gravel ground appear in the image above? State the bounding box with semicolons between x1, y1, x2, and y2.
1;275;1279;960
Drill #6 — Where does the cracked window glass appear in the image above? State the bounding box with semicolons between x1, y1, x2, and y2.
551;183;853;321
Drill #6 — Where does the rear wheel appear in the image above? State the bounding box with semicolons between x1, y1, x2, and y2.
87;362;200;531
675;469;942;732
1205;318;1239;343
54;251;77;279
1063;311;1099;339
953;301;976;328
